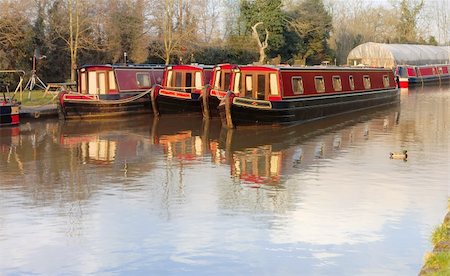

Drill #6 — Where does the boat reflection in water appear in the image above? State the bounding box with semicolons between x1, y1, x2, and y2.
213;104;400;191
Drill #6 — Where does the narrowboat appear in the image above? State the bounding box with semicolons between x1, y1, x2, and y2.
396;64;450;88
58;64;164;119
202;63;237;117
218;65;400;128
0;97;20;127
152;64;213;115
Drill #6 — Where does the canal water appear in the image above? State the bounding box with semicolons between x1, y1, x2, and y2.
0;85;448;275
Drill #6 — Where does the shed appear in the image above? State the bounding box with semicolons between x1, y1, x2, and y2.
347;42;450;68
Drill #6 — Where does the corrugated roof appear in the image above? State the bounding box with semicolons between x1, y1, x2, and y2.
347;42;450;68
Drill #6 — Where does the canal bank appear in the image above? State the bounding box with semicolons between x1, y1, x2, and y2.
20;104;58;119
420;204;450;275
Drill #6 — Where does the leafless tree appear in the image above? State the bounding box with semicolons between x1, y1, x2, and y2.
251;22;269;64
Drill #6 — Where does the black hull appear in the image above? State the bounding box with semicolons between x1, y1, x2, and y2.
156;94;202;114
219;89;400;127
60;98;152;120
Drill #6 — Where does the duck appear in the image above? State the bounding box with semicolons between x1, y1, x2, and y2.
390;150;407;160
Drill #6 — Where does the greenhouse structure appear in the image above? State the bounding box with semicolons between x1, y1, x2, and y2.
347;42;450;68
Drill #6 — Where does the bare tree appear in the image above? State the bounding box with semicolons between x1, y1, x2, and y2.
148;0;200;64
251;22;269;64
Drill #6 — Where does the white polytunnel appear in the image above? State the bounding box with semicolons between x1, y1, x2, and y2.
347;42;450;68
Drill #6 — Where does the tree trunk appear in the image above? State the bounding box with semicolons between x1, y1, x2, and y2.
251;22;269;65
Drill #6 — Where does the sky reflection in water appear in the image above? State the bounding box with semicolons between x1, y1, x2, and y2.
0;85;448;275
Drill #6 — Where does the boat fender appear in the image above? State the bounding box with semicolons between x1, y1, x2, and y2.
201;84;211;119
224;91;234;129
34;111;40;119
150;85;160;116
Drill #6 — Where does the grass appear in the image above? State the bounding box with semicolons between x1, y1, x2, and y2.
421;202;450;275
424;252;450;275
7;89;58;106
432;223;450;246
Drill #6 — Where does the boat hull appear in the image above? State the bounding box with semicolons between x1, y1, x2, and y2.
0;104;20;126
59;92;152;120
219;88;400;127
153;88;202;114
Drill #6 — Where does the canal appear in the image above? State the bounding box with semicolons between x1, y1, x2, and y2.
0;85;448;275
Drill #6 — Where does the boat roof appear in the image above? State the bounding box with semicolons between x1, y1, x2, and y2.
80;64;166;70
238;64;392;72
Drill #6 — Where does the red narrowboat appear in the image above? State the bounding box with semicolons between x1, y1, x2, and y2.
219;65;400;128
396;64;450;88
202;63;237;117
0;98;20;127
152;64;213;115
58;64;164;119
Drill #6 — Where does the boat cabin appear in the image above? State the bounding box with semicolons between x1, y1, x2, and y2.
77;64;164;99
160;64;213;96
230;65;397;102
210;64;237;98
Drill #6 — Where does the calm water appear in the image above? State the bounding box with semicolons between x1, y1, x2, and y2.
0;85;448;275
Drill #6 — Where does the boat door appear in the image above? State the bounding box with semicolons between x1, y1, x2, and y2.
87;70;108;95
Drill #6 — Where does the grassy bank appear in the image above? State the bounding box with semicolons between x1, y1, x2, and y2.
420;202;450;275
8;90;58;106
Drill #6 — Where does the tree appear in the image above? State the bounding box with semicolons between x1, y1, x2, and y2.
105;0;149;64
251;22;269;64
395;0;424;43
148;0;201;64
0;0;34;70
286;0;333;65
240;0;285;62
326;0;397;64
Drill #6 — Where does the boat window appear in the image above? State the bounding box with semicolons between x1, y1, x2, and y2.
269;73;279;96
136;73;151;88
167;70;173;86
214;70;221;88
314;76;325;93
363;75;371;89
332;76;342;91
174;71;182;88
186;72;192;92
195;71;202;89
245;75;253;97
80;72;87;94
233;72;241;94
98;72;107;94
383;75;389;88
88;71;97;94
224;72;231;90
108;71;116;90
349;75;355;90
257;74;265;100
292;77;304;94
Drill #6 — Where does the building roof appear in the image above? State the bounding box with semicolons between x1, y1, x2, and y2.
347;42;450;68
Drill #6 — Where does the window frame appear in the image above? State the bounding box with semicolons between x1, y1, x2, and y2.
292;76;304;95
363;75;371;89
314;76;325;93
332;76;342;91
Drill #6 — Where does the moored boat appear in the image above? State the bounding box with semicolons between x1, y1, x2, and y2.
218;65;400;128
0;70;24;127
0;97;20;127
152;64;213;115
396;64;450;88
202;63;237;118
58;64;164;119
